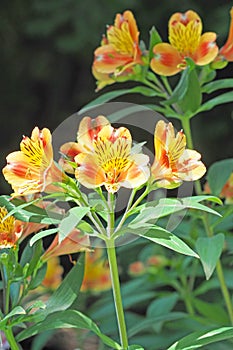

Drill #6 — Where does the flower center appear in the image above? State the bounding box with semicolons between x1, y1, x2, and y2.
21;138;50;170
94;137;131;190
169;19;202;56
107;22;134;55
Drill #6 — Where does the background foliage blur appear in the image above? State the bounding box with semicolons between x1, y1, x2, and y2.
1;0;232;193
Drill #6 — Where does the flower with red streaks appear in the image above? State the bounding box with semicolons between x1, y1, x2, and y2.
151;120;206;189
59;116;110;174
150;10;218;76
3;127;66;197
92;10;144;90
75;121;150;193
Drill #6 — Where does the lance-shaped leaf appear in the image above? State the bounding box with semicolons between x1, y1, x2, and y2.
59;207;90;243
202;78;233;94
167;326;233;350
196;233;225;280
17;310;121;349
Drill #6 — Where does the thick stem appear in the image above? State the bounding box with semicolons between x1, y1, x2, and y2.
4;328;20;350
106;239;128;349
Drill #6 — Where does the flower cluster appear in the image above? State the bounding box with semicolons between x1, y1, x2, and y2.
92;8;233;87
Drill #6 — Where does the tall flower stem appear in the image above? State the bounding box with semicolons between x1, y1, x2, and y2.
106;239;128;349
4;328;20;350
181;115;233;325
106;192;128;349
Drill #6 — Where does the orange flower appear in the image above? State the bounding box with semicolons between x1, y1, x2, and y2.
75;121;150;193
81;249;111;292
0;207;23;249
42;229;90;261
92;10;144;90
150;10;218;76
219;7;233;61
59;116;110;174
151;120;206;189
3;127;66;197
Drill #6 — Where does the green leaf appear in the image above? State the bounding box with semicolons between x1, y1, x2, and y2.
129;312;186;337
162;63;195;106
167;326;233;350
206;159;233;196
0;306;26;327
80;86;160;113
128;346;145;350
196;233;225;280
45;253;85;315
17;254;85;339
196;91;233;113
30;228;58;246
128;196;221;229
130;226;199;258
193;298;229;324
17;310;121;349
177;69;202;113
0;195;62;225
202;79;233;94
149;26;162;61
59;207;90;243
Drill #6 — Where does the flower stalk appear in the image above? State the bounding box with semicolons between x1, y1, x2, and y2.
106;239;128;349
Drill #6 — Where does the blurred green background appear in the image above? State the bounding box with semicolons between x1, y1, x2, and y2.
1;0;232;193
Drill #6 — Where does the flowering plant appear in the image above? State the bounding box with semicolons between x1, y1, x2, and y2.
0;7;233;350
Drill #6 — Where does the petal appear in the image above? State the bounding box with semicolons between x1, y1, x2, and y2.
98;125;132;144
151;43;182;76
31;127;53;161
176;149;206;180
195;32;219;65
169;10;202;27
122;153;150;188
115;10;139;43
92;66;115;91
220;7;233;60
94;45;133;74
42;229;90;261
60;142;83;159
77;116;110;151
75;153;106;188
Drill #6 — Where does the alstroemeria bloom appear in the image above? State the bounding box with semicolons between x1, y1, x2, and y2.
81;249;111;292
0;207;23;249
151;10;218;76
219;7;233;61
92;10;143;90
3;127;66;197
42;229;90;261
151;120;206;188
59;115;110;174
75;123;150;193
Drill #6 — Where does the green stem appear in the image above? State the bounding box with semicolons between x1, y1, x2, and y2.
106;239;128;349
4;328;20;350
141;79;166;97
